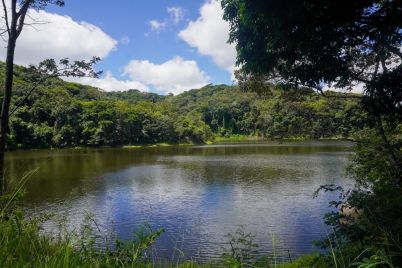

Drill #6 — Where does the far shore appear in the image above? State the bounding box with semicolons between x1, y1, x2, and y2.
6;136;355;152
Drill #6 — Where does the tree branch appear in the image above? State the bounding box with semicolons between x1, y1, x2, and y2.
372;59;380;80
9;57;101;116
380;55;388;74
1;0;10;36
10;0;16;16
8;76;49;117
16;0;33;37
17;0;32;17
298;82;363;100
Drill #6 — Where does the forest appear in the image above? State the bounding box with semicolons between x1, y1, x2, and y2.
3;62;364;149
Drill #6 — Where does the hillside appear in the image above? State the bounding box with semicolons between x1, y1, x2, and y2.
0;63;364;149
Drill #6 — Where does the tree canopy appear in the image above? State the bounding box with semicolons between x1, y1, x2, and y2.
0;62;364;149
222;0;402;262
222;0;402;118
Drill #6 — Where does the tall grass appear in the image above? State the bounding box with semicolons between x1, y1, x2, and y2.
1;198;165;267
0;204;327;268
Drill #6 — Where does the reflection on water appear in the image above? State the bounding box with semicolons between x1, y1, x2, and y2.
6;141;353;261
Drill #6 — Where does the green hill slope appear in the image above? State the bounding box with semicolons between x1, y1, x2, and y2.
0;63;364;149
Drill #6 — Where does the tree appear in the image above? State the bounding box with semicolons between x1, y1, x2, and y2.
0;0;99;194
222;0;402;175
222;0;402;263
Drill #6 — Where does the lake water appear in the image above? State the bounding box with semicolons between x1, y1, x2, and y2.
6;141;353;262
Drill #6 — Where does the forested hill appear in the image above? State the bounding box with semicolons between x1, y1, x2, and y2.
1;63;365;149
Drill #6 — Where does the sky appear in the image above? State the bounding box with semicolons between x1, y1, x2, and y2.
0;0;237;95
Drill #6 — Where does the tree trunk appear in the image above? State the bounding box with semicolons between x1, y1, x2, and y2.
0;36;16;194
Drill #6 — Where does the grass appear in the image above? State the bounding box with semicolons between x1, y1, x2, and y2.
212;134;260;142
122;143;194;149
0;198;328;268
0;215;166;267
212;134;353;143
3;203;395;268
21;137;353;152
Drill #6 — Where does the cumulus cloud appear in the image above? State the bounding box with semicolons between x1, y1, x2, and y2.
123;56;209;95
179;0;236;79
167;7;184;24
68;57;209;94
66;71;149;92
0;9;117;66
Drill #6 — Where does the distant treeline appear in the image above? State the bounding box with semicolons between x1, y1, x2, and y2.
1;63;365;149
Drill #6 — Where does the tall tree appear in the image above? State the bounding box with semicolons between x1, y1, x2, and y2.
0;0;99;193
222;0;402;260
222;0;402;175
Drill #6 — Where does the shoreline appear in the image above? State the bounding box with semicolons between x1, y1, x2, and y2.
6;136;355;152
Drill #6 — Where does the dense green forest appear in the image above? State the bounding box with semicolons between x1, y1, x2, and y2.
0;62;365;149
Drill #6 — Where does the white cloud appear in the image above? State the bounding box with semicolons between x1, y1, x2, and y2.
0;9;117;66
149;19;166;31
119;36;130;45
147;6;185;35
123;56;210;95
66;57;209;94
65;71;149;92
167;7;184;24
0;4;208;94
179;0;236;79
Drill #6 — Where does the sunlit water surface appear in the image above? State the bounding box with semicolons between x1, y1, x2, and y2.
6;141;353;262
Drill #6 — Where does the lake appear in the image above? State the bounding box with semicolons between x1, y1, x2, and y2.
5;141;353;262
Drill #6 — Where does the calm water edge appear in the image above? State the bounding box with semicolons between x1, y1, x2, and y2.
6;141;353;262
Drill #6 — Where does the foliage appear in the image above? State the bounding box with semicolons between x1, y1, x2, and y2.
220;226;333;268
221;226;259;267
0;208;166;267
0;62;364;149
168;84;363;140
106;89;165;103
222;1;402;267
222;0;402;120
314;125;402;266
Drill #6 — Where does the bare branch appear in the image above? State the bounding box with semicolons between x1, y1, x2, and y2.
16;1;33;37
0;28;8;36
25;12;50;26
1;0;10;36
16;0;33;17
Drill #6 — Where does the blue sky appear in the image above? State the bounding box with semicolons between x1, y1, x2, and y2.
1;0;237;94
